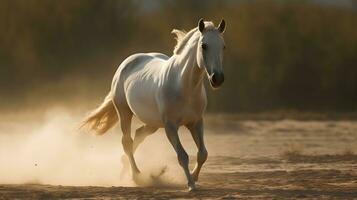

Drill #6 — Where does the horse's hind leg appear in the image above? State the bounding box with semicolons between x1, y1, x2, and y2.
186;119;208;182
120;125;157;176
133;125;158;151
116;104;141;177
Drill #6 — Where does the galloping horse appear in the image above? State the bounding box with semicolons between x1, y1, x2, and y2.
81;19;226;191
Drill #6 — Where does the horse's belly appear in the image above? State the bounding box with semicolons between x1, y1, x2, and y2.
125;82;163;126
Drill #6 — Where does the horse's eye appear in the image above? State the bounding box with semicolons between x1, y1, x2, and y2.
201;43;207;50
223;45;226;50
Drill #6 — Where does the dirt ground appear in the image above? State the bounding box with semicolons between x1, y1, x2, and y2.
1;114;357;199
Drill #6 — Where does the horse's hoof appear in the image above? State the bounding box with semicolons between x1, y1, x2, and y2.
188;184;196;192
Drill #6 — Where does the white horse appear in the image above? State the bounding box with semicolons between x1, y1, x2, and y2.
81;19;226;191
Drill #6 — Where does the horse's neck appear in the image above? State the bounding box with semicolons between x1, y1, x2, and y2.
173;35;204;94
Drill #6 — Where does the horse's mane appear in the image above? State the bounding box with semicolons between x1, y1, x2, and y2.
171;21;216;55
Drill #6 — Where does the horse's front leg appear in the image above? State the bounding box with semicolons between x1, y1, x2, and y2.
164;121;195;191
186;118;208;182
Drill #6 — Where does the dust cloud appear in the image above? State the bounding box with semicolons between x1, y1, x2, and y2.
0;107;186;187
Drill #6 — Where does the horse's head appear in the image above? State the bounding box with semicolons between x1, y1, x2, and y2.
196;18;226;89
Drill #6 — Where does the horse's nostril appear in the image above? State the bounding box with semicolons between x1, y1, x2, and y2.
212;74;217;83
211;73;224;86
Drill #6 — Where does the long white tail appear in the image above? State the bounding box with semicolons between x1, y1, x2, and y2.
80;93;118;135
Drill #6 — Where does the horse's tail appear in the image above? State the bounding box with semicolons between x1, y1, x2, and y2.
80;93;118;135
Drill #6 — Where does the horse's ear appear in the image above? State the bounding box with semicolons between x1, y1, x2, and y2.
198;18;205;33
217;19;226;33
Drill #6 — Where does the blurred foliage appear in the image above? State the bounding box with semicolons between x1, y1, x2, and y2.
0;0;357;112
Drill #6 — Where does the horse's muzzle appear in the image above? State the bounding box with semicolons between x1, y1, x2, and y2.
209;72;224;88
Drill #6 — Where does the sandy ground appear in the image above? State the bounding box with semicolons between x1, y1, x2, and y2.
1;113;357;199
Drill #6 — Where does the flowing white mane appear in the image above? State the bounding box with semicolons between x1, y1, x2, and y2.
171;21;216;55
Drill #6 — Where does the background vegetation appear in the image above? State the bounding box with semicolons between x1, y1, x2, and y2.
1;0;357;112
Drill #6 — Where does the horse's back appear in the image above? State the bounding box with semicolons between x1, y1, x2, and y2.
116;52;168;76
112;53;168;89
147;52;170;60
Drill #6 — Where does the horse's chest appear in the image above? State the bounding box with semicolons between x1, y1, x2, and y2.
164;92;207;124
179;104;202;124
